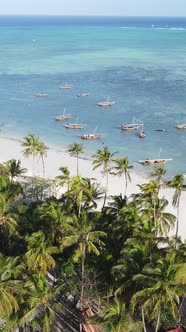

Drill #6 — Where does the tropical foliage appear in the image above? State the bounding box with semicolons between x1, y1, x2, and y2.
0;136;185;332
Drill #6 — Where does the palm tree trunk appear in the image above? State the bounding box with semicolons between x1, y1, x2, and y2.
77;154;79;175
102;171;108;209
41;155;45;178
141;306;147;332
80;244;86;308
155;311;160;332
124;172;128;197
175;197;180;238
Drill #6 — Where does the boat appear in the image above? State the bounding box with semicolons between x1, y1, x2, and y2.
176;124;186;129
97;97;115;107
155;129;167;132
55;109;71;121
121;118;142;131
58;83;71;90
64;122;86;129
139;131;146;138
139;158;172;165
35;93;48;97
77;93;89;97
81;127;102;140
81;133;102;140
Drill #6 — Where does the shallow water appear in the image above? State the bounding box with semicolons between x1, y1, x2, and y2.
0;16;186;177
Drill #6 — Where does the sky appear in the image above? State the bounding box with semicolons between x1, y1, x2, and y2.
0;0;186;17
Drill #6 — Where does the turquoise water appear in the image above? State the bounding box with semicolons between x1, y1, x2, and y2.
0;16;186;176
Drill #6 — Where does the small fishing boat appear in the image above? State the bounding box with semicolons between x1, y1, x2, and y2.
58;83;71;90
81;133;102;140
176;124;186;129
97;97;115;107
55;109;71;121
121;118;142;131
35;93;48;97
77;93;89;97
139;131;146;138
64;123;86;129
154;129;167;132
81;127;102;140
139;159;172;165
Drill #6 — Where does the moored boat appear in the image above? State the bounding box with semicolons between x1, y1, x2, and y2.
55;109;71;121
77;93;89;97
58;83;71;89
35;93;48;97
81;133;102;140
176;124;186;129
139;158;172;165
139;131;146;138
121;118;142;131
64;123;86;129
97;97;115;107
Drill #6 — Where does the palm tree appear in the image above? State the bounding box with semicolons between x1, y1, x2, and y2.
4;159;27;182
38;140;48;178
61;211;106;306
19;275;61;332
112;157;133;197
65;175;103;216
150;165;166;187
92;146;117;208
25;230;58;275
68;142;84;175
166;174;186;238
97;296;142;332
21;134;41;178
131;254;186;332
56;166;70;191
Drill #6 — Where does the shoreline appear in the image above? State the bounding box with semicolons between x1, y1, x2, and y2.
0;133;185;239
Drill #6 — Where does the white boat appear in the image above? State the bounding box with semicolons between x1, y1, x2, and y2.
121;118;142;131
35;93;48;97
55;109;71;121
77;93;89;97
97;97;115;107
139;158;172;165
139;131;146;138
64;123;86;129
176;124;186;129
58;83;71;90
81;127;102;140
81;133;102;140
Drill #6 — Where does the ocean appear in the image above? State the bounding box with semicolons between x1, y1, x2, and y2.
0;15;186;177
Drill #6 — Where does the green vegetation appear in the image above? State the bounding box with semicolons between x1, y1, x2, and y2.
0;138;186;332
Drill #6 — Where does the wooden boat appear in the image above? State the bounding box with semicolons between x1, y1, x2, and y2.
121;118;142;131
55;109;71;121
58;83;71;90
176;124;186;129
139;158;172;165
139;131;146;138
121;123;142;131
77;93;89;97
81;133;102;140
35;93;48;97
64;123;86;129
97;97;115;107
155;129;167;132
81;127;102;140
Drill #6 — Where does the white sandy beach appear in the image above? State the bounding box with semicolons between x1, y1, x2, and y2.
0;135;185;240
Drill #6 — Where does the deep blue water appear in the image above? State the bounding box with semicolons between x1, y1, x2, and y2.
0;15;186;176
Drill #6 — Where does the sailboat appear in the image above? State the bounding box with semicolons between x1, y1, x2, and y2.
55;108;71;121
81;127;102;140
139;148;172;165
58;82;71;90
97;97;115;107
64;118;86;129
121;118;142;131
